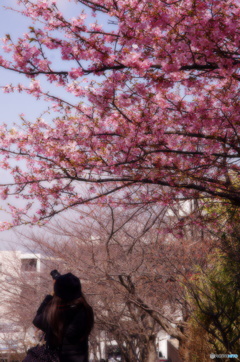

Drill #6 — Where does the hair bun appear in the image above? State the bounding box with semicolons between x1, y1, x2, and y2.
54;273;82;302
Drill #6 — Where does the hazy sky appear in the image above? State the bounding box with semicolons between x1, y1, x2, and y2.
0;0;80;127
0;1;112;249
0;1;78;248
0;2;36;126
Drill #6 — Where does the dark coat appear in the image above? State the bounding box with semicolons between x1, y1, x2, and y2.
33;295;93;362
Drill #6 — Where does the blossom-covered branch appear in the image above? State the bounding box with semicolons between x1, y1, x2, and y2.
0;0;240;226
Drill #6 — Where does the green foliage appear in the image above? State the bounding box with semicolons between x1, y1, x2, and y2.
188;251;240;354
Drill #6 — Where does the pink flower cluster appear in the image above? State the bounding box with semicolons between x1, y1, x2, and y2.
0;0;239;227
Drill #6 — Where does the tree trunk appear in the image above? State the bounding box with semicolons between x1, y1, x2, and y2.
144;336;158;362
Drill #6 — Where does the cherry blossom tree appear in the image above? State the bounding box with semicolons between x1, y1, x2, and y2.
0;0;239;227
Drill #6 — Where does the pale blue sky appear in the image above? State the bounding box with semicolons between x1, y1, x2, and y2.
0;0;114;248
0;0;78;126
0;1;37;126
0;0;112;126
0;1;78;248
0;1;115;249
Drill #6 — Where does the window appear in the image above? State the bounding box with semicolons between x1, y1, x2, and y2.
21;258;37;272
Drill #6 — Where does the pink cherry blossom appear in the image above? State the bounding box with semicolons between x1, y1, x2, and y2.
0;0;239;227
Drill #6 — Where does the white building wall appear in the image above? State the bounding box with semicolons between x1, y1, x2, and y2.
0;251;45;355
